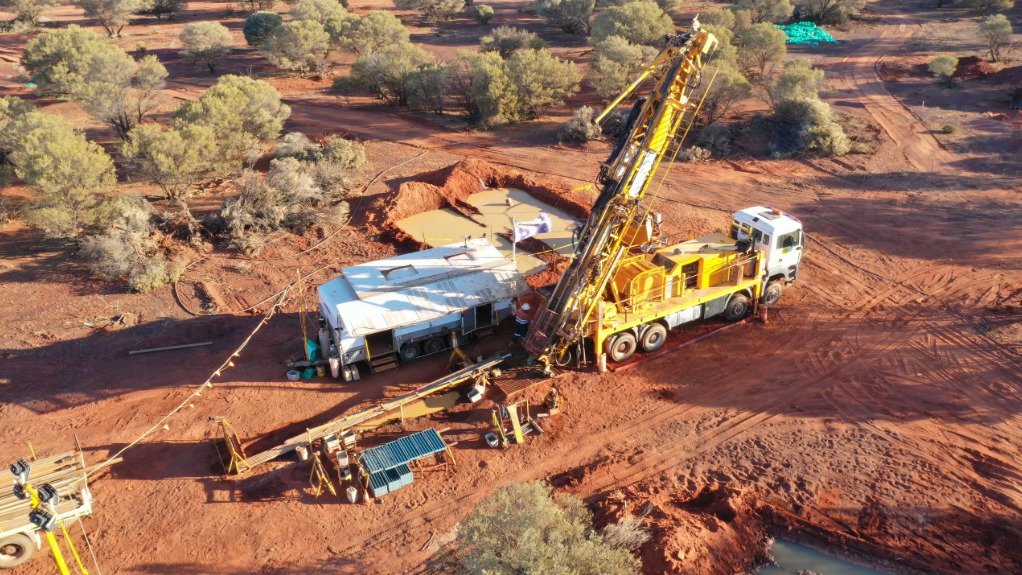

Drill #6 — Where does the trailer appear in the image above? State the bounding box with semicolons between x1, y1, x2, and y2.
1;451;92;569
318;238;527;378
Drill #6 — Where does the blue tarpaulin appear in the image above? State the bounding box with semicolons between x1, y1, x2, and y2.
776;22;839;46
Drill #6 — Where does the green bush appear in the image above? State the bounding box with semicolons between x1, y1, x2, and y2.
559;105;601;143
473;4;494;23
480;26;545;58
928;55;958;83
179;21;234;72
589;35;659;99
243;11;283;46
535;0;595;34
589;0;673;47
261;19;332;75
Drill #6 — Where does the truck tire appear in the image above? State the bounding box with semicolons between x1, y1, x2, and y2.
723;294;750;322
399;342;421;361
640;323;668;353
762;281;783;307
606;332;637;362
423;338;445;355
0;533;34;568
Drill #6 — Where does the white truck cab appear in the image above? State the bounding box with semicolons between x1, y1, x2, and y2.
730;206;804;306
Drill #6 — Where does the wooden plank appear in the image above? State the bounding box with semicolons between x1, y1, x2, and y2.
128;341;213;355
242;354;510;470
507;403;525;444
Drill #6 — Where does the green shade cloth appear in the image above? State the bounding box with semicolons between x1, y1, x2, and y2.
776;21;838;46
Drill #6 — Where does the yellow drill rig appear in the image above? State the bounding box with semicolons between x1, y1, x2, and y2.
522;20;805;372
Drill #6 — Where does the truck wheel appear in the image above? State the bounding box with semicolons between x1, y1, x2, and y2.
399;342;421;362
762;281;783;307
640;323;668;353
723;294;750;322
0;534;34;568
607;332;637;362
423;338;445;355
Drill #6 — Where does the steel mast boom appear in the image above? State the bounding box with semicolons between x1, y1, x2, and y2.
522;23;718;370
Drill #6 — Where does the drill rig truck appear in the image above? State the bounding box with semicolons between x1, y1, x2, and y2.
522;21;805;372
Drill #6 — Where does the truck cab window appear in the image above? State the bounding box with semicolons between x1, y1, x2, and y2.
778;231;799;249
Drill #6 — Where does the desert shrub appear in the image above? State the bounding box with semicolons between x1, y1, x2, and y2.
699;8;735;28
473;4;493;23
408;63;451;114
702;24;740;70
769;97;849;157
275;132;366;169
589;35;659;99
941;123;959;134
928;55;958;83
480;26;545;58
597;0;679;12
22;25;120;95
147;0;185;19
978;14;1012;62
793;0;864;24
957;0;1014;15
589;1;673;47
5;110;116;237
292;0;346;23
505;48;581;119
559;105;601;143
74;52;168;139
395;0;463;21
262;19;332;75
337;11;410;54
771;58;824;102
449;482;640;575
697;121;735;156
75;0;147;36
122;123;219;200
176;75;291;169
735;0;793;23
536;0;595;34
240;0;275;10
699;65;752;124
601;515;651;551
2;0;60;24
275;132;320;161
736;22;787;77
449;50;519;125
678;145;711;162
243;11;283;46
179;21;234;72
350;42;434;106
81;195;178;292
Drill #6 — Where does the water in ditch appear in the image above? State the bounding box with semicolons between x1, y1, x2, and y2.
759;539;894;575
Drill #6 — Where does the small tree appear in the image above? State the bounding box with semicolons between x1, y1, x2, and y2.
536;0;595;34
957;0;1014;15
449;50;519;125
75;0;147;36
243;11;284;46
473;4;493;23
794;0;865;24
770;97;849;157
147;0;185;20
450;482;640;575
350;42;433;105
699;65;752;124
73;51;168;139
928;55;958;84
22;25;120;96
5;111;116;237
506;48;581;119
699;8;735;28
703;24;740;69
480;26;545;58
589;1;674;47
735;0;793;23
771;58;824;102
262;19;332;75
337;11;410;54
292;0;346;22
589;34;659;98
559;105;601;143
176;75;291;168
395;0;463;22
121;123;219;200
978;14;1012;62
737;22;788;78
1;0;60;25
180;22;234;72
408;63;451;114
240;0;275;10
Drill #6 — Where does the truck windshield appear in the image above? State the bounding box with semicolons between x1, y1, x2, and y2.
777;230;801;249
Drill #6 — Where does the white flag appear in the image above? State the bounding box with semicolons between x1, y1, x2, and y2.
513;213;553;243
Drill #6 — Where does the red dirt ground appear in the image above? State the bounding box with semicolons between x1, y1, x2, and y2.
1;0;1021;574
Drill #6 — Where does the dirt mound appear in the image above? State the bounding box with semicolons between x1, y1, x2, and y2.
954;56;997;81
984;64;1022;85
640;484;769;575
